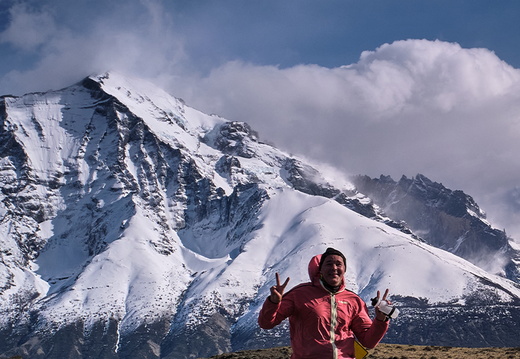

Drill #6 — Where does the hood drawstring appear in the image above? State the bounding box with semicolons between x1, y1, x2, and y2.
320;277;341;293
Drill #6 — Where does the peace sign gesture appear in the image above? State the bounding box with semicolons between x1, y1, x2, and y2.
376;288;389;303
269;272;290;304
373;288;392;321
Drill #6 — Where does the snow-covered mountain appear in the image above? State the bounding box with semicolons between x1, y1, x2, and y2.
1;72;519;359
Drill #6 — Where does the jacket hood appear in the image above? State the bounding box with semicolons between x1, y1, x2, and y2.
308;254;322;285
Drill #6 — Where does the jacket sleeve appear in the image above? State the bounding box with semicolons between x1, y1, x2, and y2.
257;294;295;329
350;302;389;349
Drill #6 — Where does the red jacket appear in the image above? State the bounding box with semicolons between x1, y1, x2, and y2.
258;254;389;359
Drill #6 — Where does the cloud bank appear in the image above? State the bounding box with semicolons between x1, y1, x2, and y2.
1;2;519;241
175;40;520;241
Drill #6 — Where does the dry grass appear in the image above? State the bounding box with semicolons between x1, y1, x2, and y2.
369;344;520;359
203;344;520;359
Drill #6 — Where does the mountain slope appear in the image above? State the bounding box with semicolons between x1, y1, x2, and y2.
0;72;519;359
352;174;520;282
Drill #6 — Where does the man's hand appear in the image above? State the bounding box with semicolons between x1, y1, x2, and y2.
269;272;290;304
374;288;391;321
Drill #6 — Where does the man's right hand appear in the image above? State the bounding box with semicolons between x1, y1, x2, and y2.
269;272;290;304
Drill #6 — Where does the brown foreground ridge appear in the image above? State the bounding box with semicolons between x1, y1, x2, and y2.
201;343;520;359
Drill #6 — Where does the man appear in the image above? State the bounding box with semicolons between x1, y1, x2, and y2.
258;247;391;359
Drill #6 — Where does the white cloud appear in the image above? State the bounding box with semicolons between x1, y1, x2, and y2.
0;3;57;51
0;0;187;95
171;40;520;241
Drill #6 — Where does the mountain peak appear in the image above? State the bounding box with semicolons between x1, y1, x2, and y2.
353;173;519;280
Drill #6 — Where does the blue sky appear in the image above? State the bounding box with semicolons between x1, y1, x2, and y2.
171;0;520;69
1;0;520;242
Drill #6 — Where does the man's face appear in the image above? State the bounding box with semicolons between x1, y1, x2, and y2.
320;254;345;287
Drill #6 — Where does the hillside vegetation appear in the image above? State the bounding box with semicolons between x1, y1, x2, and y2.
202;344;520;359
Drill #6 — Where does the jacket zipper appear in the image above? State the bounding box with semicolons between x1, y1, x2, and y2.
330;293;338;359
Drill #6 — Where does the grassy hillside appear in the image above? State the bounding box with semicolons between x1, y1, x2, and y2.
201;343;520;359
